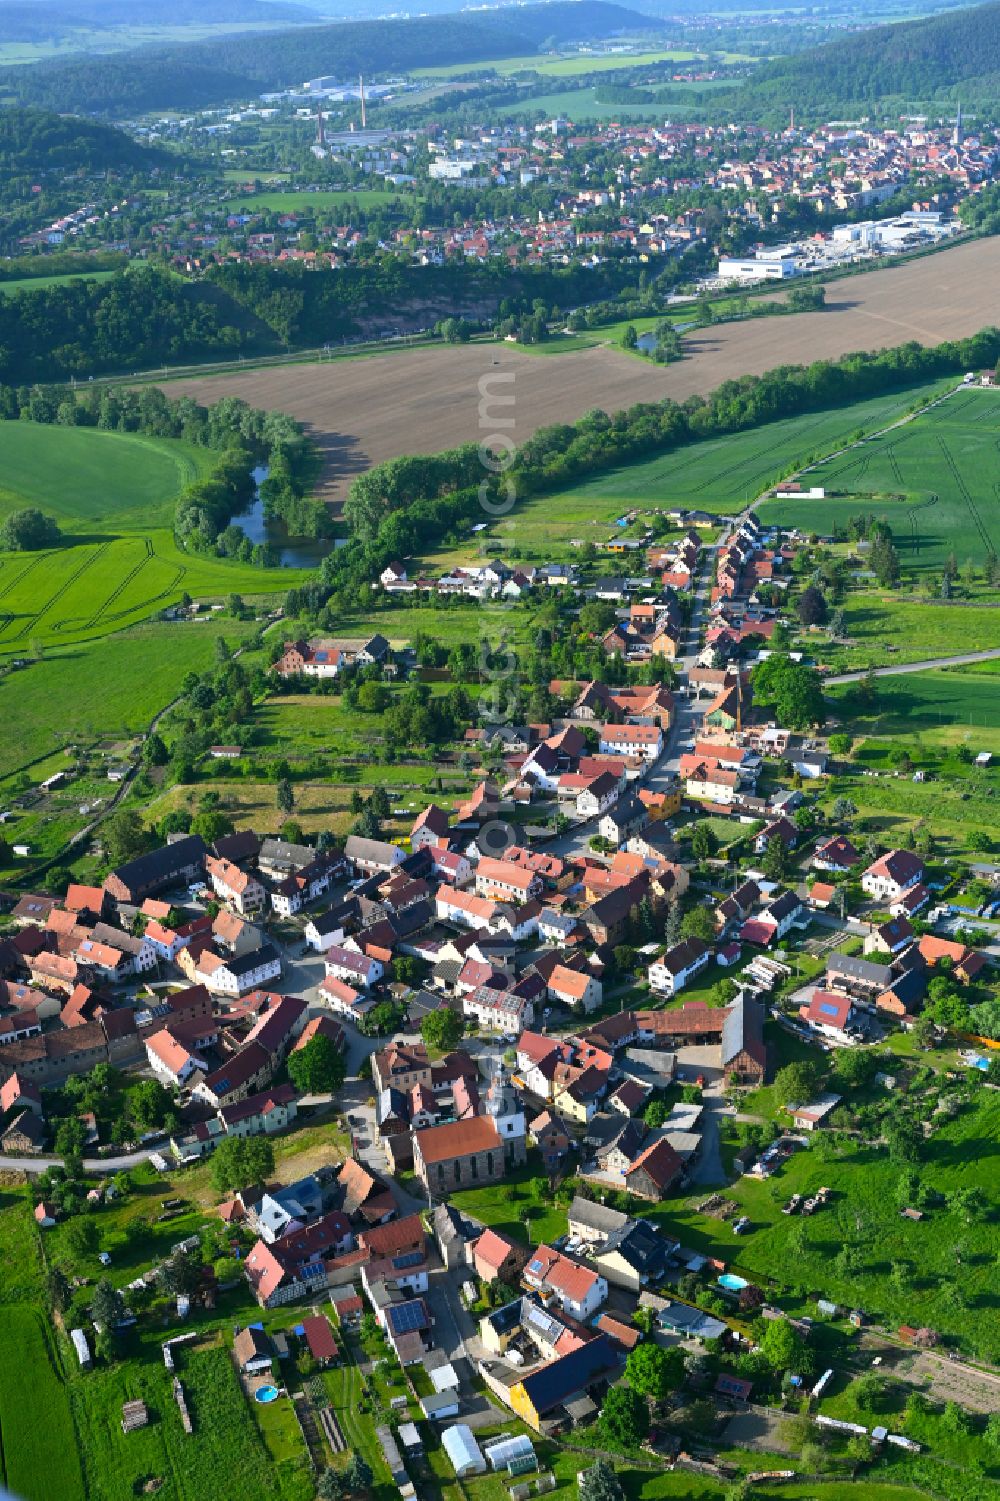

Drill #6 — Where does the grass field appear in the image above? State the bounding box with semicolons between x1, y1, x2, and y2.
810;596;1000;671
644;1079;1000;1360
828;666;1000;742
0;614;253;779
0;269;118;295
761;386;1000;572
0;1306;85;1501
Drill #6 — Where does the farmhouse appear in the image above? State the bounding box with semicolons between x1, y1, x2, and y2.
103;836;206;904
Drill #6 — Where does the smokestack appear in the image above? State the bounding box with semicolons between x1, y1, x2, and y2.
359;73;366;130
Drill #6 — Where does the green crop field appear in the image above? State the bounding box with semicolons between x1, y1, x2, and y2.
559;387;930;513
498;86;679;120
760;387;1000;572
420;385;937;570
0;421;212;531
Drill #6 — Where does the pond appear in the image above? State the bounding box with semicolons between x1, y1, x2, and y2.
231;466;334;569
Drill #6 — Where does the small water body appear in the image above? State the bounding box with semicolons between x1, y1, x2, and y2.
231;465;333;569
637;321;698;356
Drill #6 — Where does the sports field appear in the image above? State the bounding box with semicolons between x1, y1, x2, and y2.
0;422;304;658
221;189;405;214
761;385;1000;571
160;236;1000;504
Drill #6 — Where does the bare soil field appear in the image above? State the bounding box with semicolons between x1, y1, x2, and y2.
163;237;1000;505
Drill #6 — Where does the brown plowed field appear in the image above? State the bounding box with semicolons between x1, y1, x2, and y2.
162;236;1000;505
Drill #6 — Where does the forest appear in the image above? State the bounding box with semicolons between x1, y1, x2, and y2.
0;256;650;383
0;1;654;114
0;107;170;177
0;267;261;383
731;0;1000;117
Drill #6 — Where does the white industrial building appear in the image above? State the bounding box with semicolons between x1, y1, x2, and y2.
717;254;799;282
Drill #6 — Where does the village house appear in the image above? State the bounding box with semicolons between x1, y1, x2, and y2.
861;849;925;902
648;938;711;996
473;1228;529;1286
546;965;603;1014
624;1137;684;1200
521;1244;607;1320
205;856;267;916
324;945;383;989
145;1028;206;1088
529;1110;572;1172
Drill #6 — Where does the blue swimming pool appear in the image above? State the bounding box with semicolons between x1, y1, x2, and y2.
254;1385;279;1404
717;1273;748;1293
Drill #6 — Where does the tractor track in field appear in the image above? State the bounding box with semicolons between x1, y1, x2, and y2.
937;434;995;558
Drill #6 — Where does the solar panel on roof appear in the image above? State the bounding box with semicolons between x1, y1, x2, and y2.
393;1250;424;1270
389;1301;427;1334
820;1002;840;1017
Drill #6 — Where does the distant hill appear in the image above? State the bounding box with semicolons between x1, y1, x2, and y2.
0;1;660;114
0;0;317;43
735;0;1000;117
0;105;171;176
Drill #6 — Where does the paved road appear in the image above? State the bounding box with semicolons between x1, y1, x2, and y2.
825;648;1000;684
0;1148;159;1176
